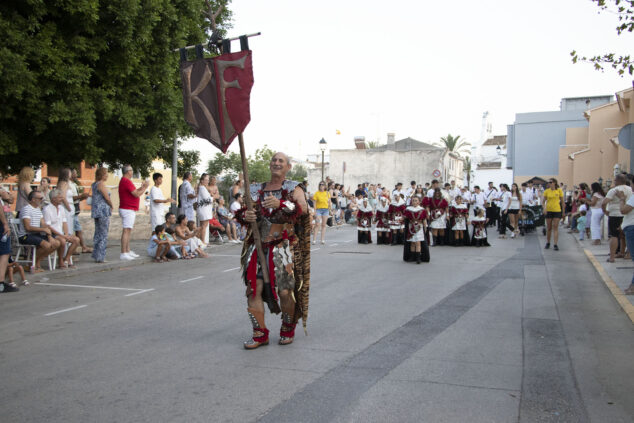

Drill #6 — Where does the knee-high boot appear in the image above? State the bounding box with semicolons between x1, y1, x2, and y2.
244;307;269;350
279;311;296;345
416;251;421;264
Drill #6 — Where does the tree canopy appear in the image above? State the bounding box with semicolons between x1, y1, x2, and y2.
206;146;307;201
0;0;232;175
571;0;633;76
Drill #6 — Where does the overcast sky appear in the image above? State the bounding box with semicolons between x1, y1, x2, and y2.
183;0;632;171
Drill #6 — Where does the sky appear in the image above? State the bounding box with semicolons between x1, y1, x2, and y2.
182;0;633;171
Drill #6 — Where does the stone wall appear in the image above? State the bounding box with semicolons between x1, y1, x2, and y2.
78;212;151;241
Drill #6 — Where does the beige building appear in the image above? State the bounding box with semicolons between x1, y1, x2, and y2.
558;88;633;187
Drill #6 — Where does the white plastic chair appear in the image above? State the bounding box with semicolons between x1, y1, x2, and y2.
10;218;54;270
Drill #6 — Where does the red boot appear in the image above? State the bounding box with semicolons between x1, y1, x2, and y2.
244;307;269;350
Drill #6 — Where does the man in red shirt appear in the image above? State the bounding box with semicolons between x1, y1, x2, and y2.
118;165;149;260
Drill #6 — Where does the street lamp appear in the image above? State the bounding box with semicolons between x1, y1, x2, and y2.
319;137;327;182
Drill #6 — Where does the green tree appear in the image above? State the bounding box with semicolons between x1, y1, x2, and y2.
0;0;232;175
177;150;201;179
571;0;633;76
437;134;470;155
288;164;308;181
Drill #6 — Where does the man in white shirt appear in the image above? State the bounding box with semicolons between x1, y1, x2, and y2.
520;183;534;206
405;181;416;202
43;189;80;268
17;191;58;273
471;186;486;213
449;180;462;201
150;173;175;231
178;172;196;221
427;180;440;198
602;173;632;262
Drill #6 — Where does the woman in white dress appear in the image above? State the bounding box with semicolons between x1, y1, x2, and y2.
57;168;75;236
588;182;605;245
196;173;213;245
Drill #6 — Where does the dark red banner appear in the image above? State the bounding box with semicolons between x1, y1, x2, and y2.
180;50;254;153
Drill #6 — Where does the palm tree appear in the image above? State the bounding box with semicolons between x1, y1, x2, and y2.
437;134;471;155
463;156;473;189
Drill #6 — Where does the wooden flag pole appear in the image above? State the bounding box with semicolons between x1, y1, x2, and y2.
238;132;275;307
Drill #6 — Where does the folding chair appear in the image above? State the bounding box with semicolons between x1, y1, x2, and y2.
10;218;54;271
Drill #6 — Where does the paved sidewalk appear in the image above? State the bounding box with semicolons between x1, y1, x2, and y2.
23;238;238;283
572;231;634;323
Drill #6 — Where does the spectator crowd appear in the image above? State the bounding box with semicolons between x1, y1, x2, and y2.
1;165;633;297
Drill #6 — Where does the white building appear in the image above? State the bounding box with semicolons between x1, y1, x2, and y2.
472;135;513;189
306;137;464;193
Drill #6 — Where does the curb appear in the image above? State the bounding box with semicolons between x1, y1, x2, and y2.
583;248;634;324
27;241;232;283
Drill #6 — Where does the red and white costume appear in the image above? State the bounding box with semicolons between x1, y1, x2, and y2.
428;197;448;229
403;205;427;242
450;202;469;231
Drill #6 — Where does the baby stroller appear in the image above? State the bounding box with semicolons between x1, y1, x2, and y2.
518;208;537;235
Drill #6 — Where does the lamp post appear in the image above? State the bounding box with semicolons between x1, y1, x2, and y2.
319;137;327;182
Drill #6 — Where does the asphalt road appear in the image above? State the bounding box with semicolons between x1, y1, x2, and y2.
1;226;633;422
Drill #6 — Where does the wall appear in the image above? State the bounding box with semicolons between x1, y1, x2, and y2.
306;148;449;193
510;110;590;177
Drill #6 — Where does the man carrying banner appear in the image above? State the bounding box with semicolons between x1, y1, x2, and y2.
234;152;311;349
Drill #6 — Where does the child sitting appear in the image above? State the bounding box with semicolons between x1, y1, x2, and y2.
577;210;587;241
147;224;172;263
165;227;193;259
6;258;29;287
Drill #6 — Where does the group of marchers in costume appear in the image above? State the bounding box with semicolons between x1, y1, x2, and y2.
355;188;491;264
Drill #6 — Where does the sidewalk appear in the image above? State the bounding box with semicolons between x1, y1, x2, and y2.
24;239;236;283
574;231;634;323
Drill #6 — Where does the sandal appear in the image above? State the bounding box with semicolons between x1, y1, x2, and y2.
606;258;615;263
153;258;163;263
81;248;93;254
21;280;30;286
30;267;44;274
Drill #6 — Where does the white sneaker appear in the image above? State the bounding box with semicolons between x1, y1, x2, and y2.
120;253;134;260
128;251;140;258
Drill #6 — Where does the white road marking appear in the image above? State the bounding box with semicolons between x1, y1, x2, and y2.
343;240;353;243
311;248;320;252
330;243;338;247
223;267;241;273
45;305;88;317
35;282;139;291
179;276;204;284
125;289;155;297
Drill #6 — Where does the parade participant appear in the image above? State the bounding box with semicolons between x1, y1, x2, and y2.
235;152;310;349
405;181;416;204
543;178;565;251
470;208;490;247
403;196;428;264
428;188;449;246
483;182;496;226
388;193;406;245
449;180;461;202
521;183;535;206
374;195;391;245
442;183;453;202
450;195;469;245
356;197;373;244
426;180;440;198
471;185;486;214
